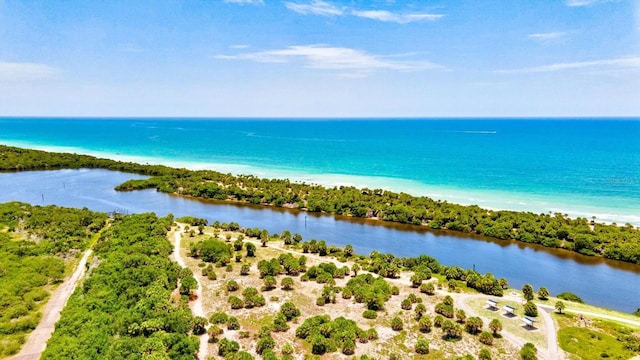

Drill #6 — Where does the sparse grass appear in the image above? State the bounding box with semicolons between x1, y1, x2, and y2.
466;297;547;348
174;224;527;359
558;326;636;360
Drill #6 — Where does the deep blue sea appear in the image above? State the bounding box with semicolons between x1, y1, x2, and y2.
1;117;639;225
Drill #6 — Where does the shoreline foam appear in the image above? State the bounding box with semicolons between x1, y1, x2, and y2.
2;139;639;226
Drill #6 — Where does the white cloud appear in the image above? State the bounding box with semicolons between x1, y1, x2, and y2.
224;0;264;5
284;0;343;16
230;44;249;49
214;44;441;75
0;62;61;82
495;57;640;74
351;10;443;23
284;1;443;23
528;32;567;40
566;0;614;6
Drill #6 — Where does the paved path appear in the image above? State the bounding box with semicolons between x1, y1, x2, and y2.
173;226;208;360
9;250;93;360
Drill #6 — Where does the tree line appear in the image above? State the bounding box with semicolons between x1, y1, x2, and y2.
1;145;639;264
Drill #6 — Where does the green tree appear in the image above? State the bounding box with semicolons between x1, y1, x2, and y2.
520;343;537;360
524;301;538;317
180;275;198;296
351;263;360;276
555;301;566;314
489;318;502;335
479;331;493;345
344;244;354;257
245;242;256;257
192;316;208;335
537;287;549;300
522;284;534;301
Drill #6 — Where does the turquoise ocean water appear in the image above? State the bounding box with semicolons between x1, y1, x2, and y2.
1;118;638;225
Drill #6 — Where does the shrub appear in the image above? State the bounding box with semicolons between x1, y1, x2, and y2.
479;331;494;345
263;275;277;291
479;348;492;360
520;343;537;360
342;339;356;355
401;299;412;310
218;338;240;356
226;280;239;292
227;317;240;330
391;316;403;331
280;301;301;321
281;277;294;290
256;335;275;355
209;312;229;324
418;315;432;333
420;282;435;295
229;296;243;309
557;292;584;303
466;316;483;335
485;319;501;337
435;303;454;318
434;314;445;327
272;313;290;332
362;310;377;319
442;319;463;340
456;309;467;323
415;337;430;354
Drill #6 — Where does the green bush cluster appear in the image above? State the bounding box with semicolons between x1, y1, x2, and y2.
41;213;199;359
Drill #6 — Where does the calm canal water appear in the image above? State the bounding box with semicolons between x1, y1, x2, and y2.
1;169;638;313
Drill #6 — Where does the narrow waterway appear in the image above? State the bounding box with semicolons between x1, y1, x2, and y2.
1;169;638;313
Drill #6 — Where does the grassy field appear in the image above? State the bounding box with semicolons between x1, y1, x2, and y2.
555;312;638;360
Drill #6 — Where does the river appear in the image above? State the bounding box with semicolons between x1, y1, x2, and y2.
1;169;638;313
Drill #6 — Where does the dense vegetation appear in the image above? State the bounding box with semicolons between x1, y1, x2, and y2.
41;213;199;360
0;202;107;357
2;145;639;264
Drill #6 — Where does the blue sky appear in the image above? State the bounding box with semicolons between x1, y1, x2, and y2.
0;0;638;117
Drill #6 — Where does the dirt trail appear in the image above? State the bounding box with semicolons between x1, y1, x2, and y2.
173;226;208;360
9;250;93;360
